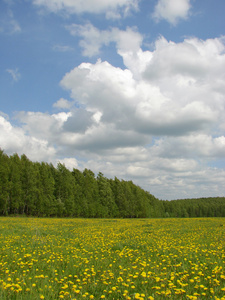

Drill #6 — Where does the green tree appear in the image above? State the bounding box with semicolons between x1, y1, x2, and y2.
55;163;77;217
82;169;99;217
123;181;137;217
132;185;151;218
97;172;117;217
38;162;56;216
110;177;129;217
0;150;10;215
71;169;86;217
8;153;23;214
20;155;39;215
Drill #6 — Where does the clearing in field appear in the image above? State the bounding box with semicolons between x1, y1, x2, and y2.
0;217;225;300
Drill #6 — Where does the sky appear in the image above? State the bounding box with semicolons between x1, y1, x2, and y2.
1;0;225;200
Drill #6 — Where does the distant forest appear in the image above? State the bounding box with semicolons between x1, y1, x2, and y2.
0;150;225;218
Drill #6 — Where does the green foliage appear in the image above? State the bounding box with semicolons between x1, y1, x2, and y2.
8;153;22;214
161;197;225;218
0;150;10;215
0;149;225;218
0;150;162;217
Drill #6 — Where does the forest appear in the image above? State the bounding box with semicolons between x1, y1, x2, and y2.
0;150;224;218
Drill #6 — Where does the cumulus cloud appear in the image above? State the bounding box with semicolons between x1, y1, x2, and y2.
60;34;224;136
66;24;143;57
144;36;225;80
32;0;139;19
0;115;55;161
16;111;72;142
151;134;225;159
63;109;95;133
58;157;79;170
153;0;192;25
2;32;225;199
59;34;225;198
60;59;137;121
53;98;73;110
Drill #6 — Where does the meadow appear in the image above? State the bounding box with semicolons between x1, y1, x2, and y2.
0;217;225;300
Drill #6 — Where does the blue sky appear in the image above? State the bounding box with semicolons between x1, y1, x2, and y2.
1;0;225;200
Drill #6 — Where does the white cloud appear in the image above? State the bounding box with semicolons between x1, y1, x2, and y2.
33;0;139;19
66;24;143;57
58;157;79;170
145;36;225;80
2;33;225;200
153;0;192;25
6;68;21;82
59;34;225;198
152;134;225;159
0;9;21;34
0;116;55;162
53;98;73;110
60;35;223;136
60;59;137;116
16;111;72;142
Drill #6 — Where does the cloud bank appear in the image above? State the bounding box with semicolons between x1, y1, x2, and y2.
2;27;225;199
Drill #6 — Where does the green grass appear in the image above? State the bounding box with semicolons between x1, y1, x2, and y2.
0;217;225;299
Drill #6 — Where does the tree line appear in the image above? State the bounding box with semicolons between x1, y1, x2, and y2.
0;150;224;218
0;150;162;217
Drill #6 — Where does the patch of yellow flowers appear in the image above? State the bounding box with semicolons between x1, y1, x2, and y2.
0;217;225;299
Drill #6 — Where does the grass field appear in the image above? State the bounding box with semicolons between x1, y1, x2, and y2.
0;217;225;300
